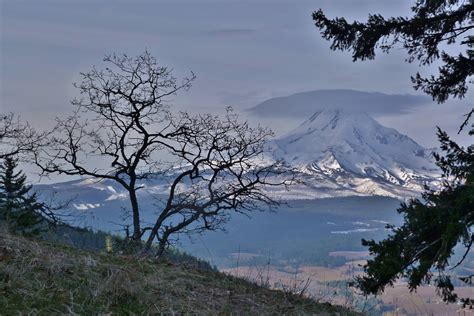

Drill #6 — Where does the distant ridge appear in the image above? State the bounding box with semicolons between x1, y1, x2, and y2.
248;89;431;118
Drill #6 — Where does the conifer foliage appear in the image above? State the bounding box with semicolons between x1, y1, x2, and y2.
355;127;473;305
313;0;473;305
313;0;473;103
0;157;48;236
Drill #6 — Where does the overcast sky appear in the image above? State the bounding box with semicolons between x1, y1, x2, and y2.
1;0;472;149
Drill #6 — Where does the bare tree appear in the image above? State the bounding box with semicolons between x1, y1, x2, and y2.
140;110;291;256
0;113;39;159
0;115;71;230
34;52;292;255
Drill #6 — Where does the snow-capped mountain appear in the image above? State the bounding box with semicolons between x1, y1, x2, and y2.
268;109;440;199
35;109;441;218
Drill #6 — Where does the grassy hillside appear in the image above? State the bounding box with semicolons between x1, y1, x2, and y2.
0;231;359;315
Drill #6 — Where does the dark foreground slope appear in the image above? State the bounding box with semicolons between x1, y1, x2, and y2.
0;231;359;315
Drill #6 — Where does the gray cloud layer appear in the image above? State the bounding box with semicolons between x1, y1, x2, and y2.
1;0;470;148
248;89;432;118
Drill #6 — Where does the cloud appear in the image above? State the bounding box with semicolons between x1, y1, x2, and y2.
247;89;433;118
217;90;268;108
204;28;257;37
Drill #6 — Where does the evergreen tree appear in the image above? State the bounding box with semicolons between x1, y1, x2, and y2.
355;127;473;305
0;157;45;236
313;0;473;304
313;0;473;104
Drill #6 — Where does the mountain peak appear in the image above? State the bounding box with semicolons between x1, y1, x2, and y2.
307;109;342;128
283;109;383;147
302;109;374;130
272;110;439;197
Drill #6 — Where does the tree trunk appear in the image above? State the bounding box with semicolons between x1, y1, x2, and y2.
141;210;169;255
142;228;157;255
156;235;168;258
129;189;141;241
141;230;168;258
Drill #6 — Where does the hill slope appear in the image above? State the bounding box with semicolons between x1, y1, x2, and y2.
0;231;358;315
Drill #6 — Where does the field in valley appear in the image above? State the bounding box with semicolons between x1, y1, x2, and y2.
223;259;474;316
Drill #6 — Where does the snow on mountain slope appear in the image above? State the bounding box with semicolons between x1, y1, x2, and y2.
269;109;440;199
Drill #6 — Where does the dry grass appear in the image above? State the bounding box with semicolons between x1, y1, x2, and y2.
0;231;359;315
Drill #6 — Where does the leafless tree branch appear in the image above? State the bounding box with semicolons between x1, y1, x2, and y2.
34;52;294;256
